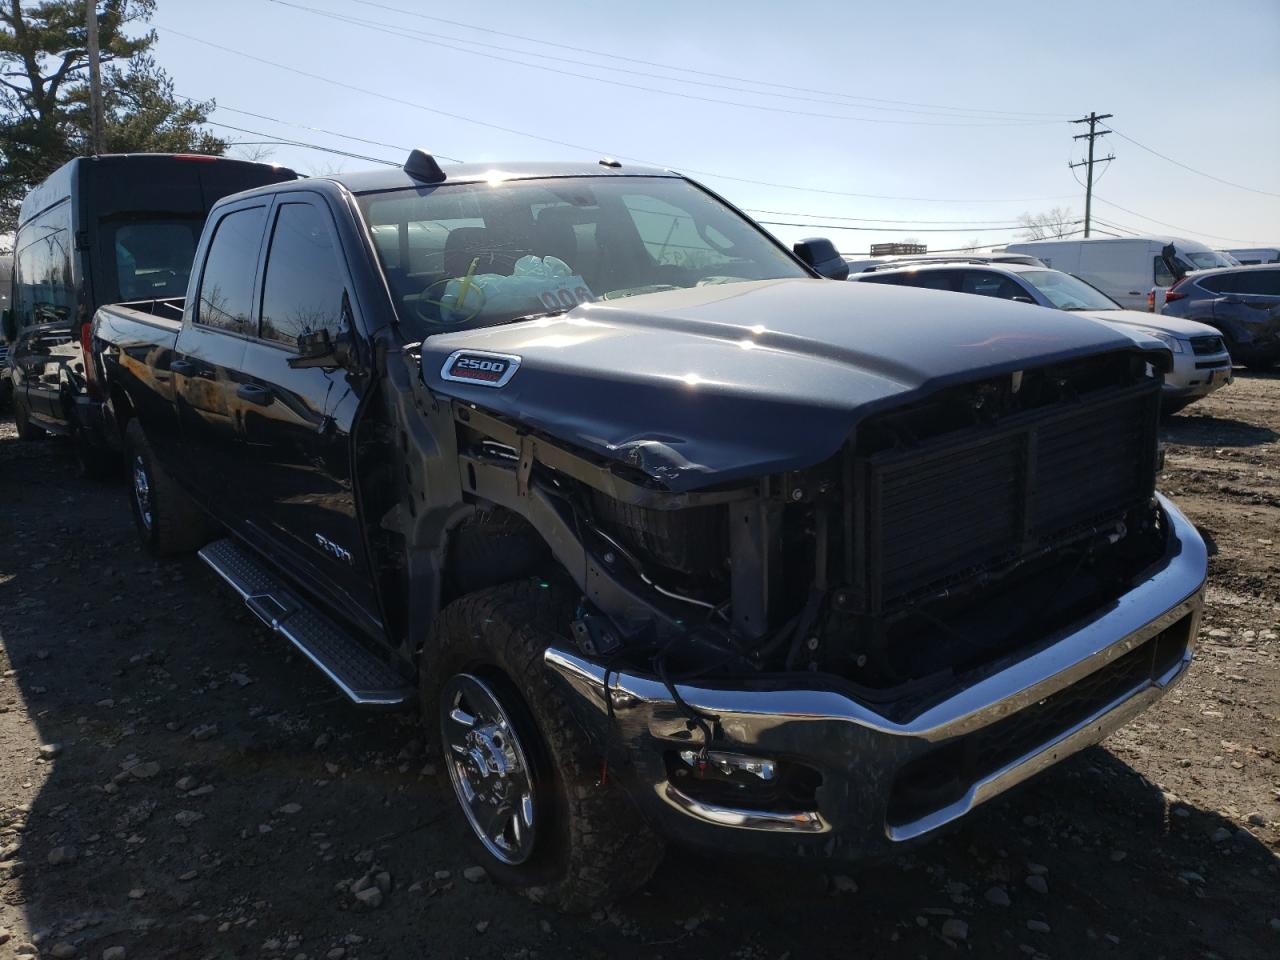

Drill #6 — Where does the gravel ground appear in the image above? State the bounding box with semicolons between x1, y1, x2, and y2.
1;374;1277;960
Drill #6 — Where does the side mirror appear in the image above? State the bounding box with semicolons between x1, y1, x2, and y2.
289;328;353;370
793;238;849;281
1;308;14;343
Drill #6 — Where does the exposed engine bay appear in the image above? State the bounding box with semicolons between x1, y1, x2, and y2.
449;349;1169;717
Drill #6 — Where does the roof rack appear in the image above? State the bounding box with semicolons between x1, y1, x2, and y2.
864;256;998;272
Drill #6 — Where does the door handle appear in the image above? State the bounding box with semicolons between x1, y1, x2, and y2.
236;383;274;406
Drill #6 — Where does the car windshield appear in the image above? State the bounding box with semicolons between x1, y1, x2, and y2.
356;175;808;337
1181;250;1235;270
1019;269;1121;311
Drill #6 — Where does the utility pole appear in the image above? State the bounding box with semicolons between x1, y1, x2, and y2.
85;1;105;155
1069;112;1113;238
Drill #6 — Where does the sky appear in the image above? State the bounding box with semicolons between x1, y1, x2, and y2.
148;0;1280;254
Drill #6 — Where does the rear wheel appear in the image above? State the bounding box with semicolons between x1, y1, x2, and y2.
74;429;119;480
423;580;664;911
124;420;213;556
13;395;44;441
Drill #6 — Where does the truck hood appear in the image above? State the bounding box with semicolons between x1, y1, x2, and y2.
1076;308;1222;340
420;278;1150;491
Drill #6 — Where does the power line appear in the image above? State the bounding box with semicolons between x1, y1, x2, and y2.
268;1;1056;128
155;25;1077;204
1108;125;1280;199
756;219;1079;234
838;230;1086;256
204;120;401;166
181;95;462;160
1091;195;1272;245
267;0;1060;123
745;208;1035;225
341;0;1072;119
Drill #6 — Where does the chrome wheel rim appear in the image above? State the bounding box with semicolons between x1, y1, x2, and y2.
440;673;537;865
132;454;153;532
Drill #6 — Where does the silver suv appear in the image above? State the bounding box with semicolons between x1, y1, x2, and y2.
852;259;1232;412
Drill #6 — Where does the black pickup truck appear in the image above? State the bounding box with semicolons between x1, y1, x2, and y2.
90;151;1207;910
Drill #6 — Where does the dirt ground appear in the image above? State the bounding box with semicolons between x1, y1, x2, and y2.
0;374;1277;960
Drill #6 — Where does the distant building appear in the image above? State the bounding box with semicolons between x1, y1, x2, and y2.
870;242;927;257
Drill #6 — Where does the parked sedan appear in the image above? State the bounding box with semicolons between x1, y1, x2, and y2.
1160;265;1280;371
852;260;1233;411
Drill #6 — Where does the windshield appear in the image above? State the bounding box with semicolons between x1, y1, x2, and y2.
1181;249;1235;271
356;176;807;336
1019;269;1121;311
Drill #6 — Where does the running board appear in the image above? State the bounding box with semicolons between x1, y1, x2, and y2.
198;538;413;708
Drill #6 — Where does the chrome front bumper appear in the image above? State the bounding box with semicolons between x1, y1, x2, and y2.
545;494;1207;859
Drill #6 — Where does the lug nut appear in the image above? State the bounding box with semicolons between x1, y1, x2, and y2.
791;488;804;501
806;636;819;651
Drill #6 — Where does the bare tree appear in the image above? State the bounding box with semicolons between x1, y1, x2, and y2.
226;141;276;163
306;159;348;177
1016;207;1077;241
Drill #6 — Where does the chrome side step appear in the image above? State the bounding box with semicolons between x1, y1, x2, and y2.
198;538;414;708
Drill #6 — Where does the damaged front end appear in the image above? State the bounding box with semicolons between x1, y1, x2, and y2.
443;347;1205;859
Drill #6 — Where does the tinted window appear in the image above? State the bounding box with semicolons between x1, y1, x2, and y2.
885;269;962;292
855;273;904;285
107;220;201;302
960;271;1029;300
1153;256;1175;288
196;206;267;333
259;202;346;348
13;199;74;328
1200;273;1239;295
1238;270;1280;297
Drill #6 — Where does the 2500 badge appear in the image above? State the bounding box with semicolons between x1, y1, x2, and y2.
440;350;522;388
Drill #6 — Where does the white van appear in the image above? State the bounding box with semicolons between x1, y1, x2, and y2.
1221;247;1280;265
1003;236;1235;310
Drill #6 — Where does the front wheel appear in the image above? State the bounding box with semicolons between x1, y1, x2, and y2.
423;580;664;911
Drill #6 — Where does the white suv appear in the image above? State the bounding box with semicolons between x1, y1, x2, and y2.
851;259;1232;412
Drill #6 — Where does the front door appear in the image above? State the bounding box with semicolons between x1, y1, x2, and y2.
232;195;380;634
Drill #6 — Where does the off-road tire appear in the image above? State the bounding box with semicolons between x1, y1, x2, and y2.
422;579;665;912
13;395;44;441
124;419;213;556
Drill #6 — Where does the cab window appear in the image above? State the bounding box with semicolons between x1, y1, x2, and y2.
1153;256;1176;288
259;202;347;348
196;206;268;334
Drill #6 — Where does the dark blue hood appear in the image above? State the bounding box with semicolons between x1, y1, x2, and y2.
420;278;1151;491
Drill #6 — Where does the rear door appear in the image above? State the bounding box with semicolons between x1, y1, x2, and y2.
11;197;77;428
1212;268;1280;336
232;193;380;631
171;200;269;497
